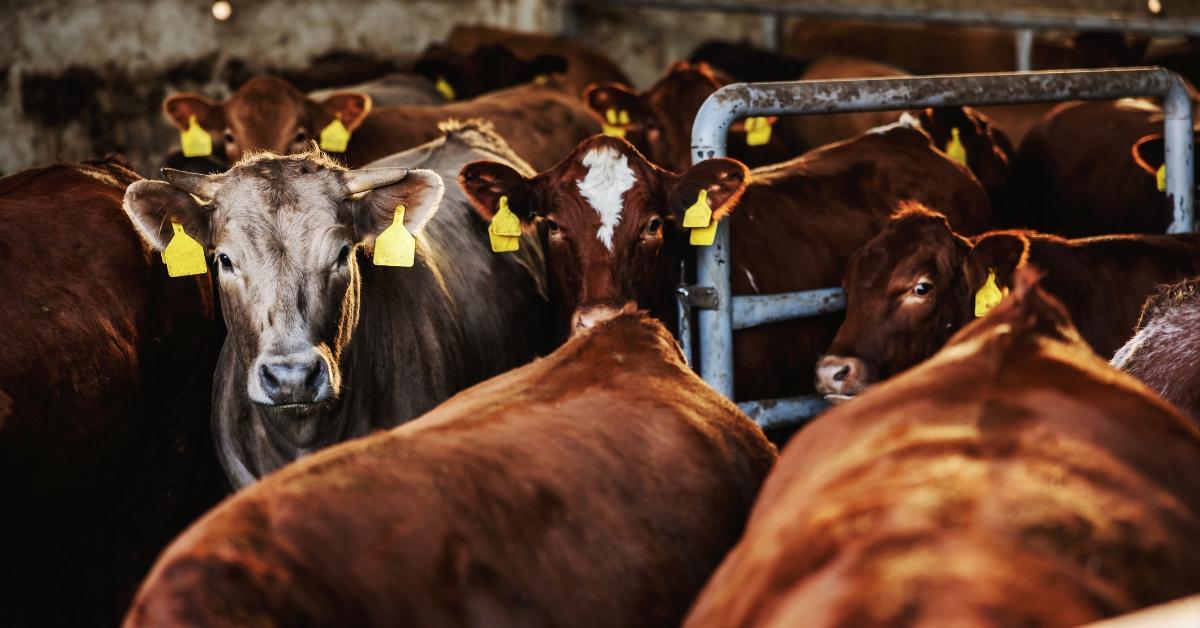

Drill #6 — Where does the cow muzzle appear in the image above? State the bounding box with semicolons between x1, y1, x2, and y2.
249;349;333;406
571;302;637;333
815;354;871;403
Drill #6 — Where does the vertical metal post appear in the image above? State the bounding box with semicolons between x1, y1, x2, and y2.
1163;74;1195;233
761;13;781;51
696;223;734;398
1015;29;1034;71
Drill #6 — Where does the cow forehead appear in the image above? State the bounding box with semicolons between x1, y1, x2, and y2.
213;169;346;251
575;146;639;251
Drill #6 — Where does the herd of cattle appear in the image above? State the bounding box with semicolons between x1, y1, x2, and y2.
4;21;1200;627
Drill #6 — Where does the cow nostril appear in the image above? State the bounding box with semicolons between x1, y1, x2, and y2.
832;365;851;382
304;362;323;389
260;364;279;388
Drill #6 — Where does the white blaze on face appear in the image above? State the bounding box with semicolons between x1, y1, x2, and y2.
577;146;637;251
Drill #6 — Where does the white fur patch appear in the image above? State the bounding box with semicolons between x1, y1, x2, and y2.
869;112;922;135
577;147;637;251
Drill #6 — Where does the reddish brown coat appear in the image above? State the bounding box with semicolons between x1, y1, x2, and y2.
687;273;1200;627
124;314;776;628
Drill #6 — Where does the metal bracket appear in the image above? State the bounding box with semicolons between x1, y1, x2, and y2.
677;285;719;310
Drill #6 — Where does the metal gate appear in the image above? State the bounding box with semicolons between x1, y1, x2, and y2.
680;67;1195;428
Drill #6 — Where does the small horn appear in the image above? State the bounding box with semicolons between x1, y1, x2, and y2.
343;167;410;195
161;168;223;199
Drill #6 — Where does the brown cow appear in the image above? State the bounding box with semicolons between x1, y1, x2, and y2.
413;43;567;101
445;24;630;96
1113;277;1200;426
0;158;222;625
123;313;776;627
818;205;1200;399
1005;99;1193;236
163;75;599;171
687;271;1200;627
462;117;992;403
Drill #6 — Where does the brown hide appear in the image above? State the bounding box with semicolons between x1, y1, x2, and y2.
446;24;630;96
124;314;776;628
687;273;1200;627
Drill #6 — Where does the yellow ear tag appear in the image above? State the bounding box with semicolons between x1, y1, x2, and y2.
682;189;712;229
488;196;521;253
435;76;456;101
180;115;212;158
1156;164;1166;192
602;107;627;138
974;270;1009;318
319;115;351;153
534;74;549;85
373;206;416;267
618;109;630;125
162;222;208;277
945;127;968;167
745;116;773;147
690;218;718;246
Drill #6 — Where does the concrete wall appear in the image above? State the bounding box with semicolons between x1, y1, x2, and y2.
0;0;769;176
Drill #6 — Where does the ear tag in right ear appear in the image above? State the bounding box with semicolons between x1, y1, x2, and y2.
319;115;351;153
533;74;549;85
602;107;627;138
1156;164;1166;192
488;196;521;253
162;221;208;277
745;116;774;146
373;206;416;267
974;270;1008;318
945;127;968;167
690;218;718;246
682;189;712;228
180;115;212;158
435;76;456;101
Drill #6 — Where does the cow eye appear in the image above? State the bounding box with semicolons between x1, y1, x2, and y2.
217;253;233;271
645;217;662;235
294;129;308;143
336;244;351;266
912;281;933;296
223;130;235;144
544;219;560;233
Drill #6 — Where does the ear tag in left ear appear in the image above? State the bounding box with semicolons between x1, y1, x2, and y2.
488;195;521;253
435;76;456;101
180;115;212;158
690;219;718;246
162;221;208;277
974;270;1008;318
1156;164;1166;192
319;115;351;153
745;116;774;146
373;206;416;267
602;108;627;138
945;127;968;167
682;189;712;228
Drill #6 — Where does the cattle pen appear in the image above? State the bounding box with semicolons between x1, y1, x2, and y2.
679;67;1196;428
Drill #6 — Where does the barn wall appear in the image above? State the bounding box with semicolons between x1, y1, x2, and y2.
0;0;766;176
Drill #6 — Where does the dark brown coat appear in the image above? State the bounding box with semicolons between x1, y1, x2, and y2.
688;272;1200;627
123;314;776;628
1114;277;1200;426
445;25;630;96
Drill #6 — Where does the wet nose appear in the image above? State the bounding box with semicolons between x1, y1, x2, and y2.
815;355;869;398
258;353;328;405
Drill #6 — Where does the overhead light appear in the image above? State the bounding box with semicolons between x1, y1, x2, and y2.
212;1;232;21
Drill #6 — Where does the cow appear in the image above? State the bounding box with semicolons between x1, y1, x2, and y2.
1005;99;1194;236
1113;277;1200;426
413;43;568;101
123;124;550;487
688;40;814;83
0;158;223;626
307;72;445;108
445;24;631;95
123;313;777;628
162;75;599;170
461;115;992;407
818;205;1200;400
686;271;1200;627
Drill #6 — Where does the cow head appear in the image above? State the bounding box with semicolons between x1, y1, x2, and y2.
414;43;568;100
163;76;371;162
583;62;724;172
916;106;1013;202
817;205;973;399
460;135;748;335
123;149;442;446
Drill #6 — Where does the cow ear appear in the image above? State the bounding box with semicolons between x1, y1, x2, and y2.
316;92;372;132
345;168;444;241
459;161;539;223
123;177;215;251
1131;134;1164;178
667;158;750;223
163;93;224;132
583;83;643;125
526;53;568;80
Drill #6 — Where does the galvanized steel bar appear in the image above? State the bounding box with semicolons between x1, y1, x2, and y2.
690;68;1194;408
733;287;846;330
1015;28;1034;71
593;0;1200;36
738;396;829;431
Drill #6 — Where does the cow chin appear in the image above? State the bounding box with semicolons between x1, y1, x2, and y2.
259;404;331;451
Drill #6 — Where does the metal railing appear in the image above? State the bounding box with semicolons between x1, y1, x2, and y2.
681;67;1195;429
